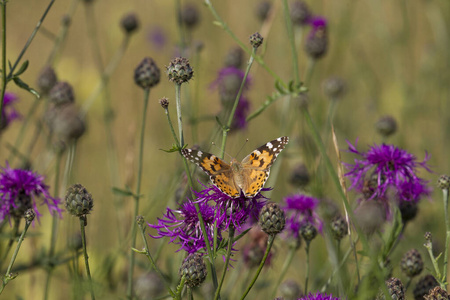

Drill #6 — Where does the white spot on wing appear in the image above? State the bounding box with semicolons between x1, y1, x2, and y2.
266;142;273;149
197;151;203;157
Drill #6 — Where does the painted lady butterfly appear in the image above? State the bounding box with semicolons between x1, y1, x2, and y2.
181;137;289;198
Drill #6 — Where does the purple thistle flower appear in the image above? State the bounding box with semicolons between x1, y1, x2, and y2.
148;199;225;254
194;184;267;232
299;292;341;300
308;16;327;30
344;140;431;205
147;26;167;50
0;163;61;222
1;92;21;130
231;95;250;130
282;194;323;239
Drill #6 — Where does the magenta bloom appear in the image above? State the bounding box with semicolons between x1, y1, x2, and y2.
194;184;267;232
344;140;431;204
148;199;225;254
299;292;340;300
147;26;166;50
1;92;20;129
0;163;61;222
231;95;250;130
282;194;323;239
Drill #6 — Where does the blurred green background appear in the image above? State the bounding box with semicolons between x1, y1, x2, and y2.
1;0;449;299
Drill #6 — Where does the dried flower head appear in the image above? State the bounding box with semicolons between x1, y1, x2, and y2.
134;57;161;89
0;163;61;222
121;12;139;34
401;249;423;278
159;97;169;109
166;57;194;85
250;32;264;49
413;275;439;300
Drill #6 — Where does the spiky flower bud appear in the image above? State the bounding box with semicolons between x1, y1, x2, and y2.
279;280;303;300
290;1;311;26
330;215;348;241
289;163;310;187
383;277;405;300
401;249;423;277
323;77;346;99
399;200;418;223
121;13;139;34
438;175;450;190
255;1;271;22
424;287;449;300
65;183;93;217
179;253;207;288
134;57;161;89
375;115;398;137
250;32;264;49
180;3;200;29
259;202;286;235
225;47;245;68
300;222;317;242
166;57;194;85
159;97;169;109
49;82;75;106
413;275;439;300
24;209;35;223
37;66;58;95
136;215;145;226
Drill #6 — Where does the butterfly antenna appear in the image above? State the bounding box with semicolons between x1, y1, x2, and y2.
235;138;249;158
211;142;233;160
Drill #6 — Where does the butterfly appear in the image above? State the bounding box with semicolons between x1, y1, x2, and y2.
181;137;289;198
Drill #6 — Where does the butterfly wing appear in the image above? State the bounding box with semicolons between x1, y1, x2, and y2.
240;136;289;197
181;148;241;198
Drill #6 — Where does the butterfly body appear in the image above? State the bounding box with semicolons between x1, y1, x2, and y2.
181;137;289;198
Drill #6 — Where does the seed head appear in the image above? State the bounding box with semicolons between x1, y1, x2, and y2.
424;287;449;300
46;103;86;141
290;1;311;26
136;215;145;226
134;57;161;89
49;82;75;106
330;215;348;241
37;66;58;95
179;253;207;288
24;209;35;223
381;277;405;300
159;97;169;109
413;275;439;300
400;249;423;278
180;3;200;29
259;202;286;235
300;222;318;242
323;77;346;99
375;115;398;137
121;13;139;34
65;183;94;217
166;57;194;85
438;175;450;190
250;32;264;49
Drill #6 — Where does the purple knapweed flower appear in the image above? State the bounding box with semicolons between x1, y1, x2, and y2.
148;199;225;254
344;140;431;205
282;194;323;239
0;163;61;222
1;92;20;130
194;184;267;232
147;26;166;50
299;292;341;300
231;95;250;130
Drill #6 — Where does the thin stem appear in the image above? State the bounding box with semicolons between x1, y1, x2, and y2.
270;245;297;299
240;234;275;300
175;84;184;147
43;149;63;300
80;216;95;300
443;188;449;285
0;218;32;295
127;88;150;299
304;242;310;294
404;277;412;292
163;106;181;147
282;0;299;84
0;0;7;127
220;48;255;159
425;239;442;283
214;226;235;300
0;218;19;270
320;241;354;293
303;58;316;87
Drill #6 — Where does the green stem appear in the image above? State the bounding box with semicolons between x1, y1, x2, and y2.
320;241;354;293
404;277;412;292
0;0;7;127
80;216;95;300
282;0;299;84
303;58;316;87
0;217;32;295
43;149;63;300
127;88;150;299
175;84;184;147
214;226;235;300
240;234;275;300
304;241;310;294
163;106;181;147
443;188;449;285
0;218;20;270
270;245;297;299
424;238;442;283
220;48;255;159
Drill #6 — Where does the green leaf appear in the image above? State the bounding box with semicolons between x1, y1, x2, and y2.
12;77;40;99
14;60;29;77
111;186;134;197
160;144;181;153
381;208;403;260
274;80;286;95
233;227;251;243
288;80;295;92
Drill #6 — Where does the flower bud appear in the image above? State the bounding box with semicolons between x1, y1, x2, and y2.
121;13;139;34
375;115;398;137
159;97;169;109
166;57;194;85
438;175;450;190
180;3;200;29
300;222;317;242
37;66;58;95
134;57;161;89
65;183;94;217
401;249;423;278
250;32;263;49
49;82;75;106
413;275;439;300
259;202;286;235
290;1;311;26
330;215;348;241
179;253;207;288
